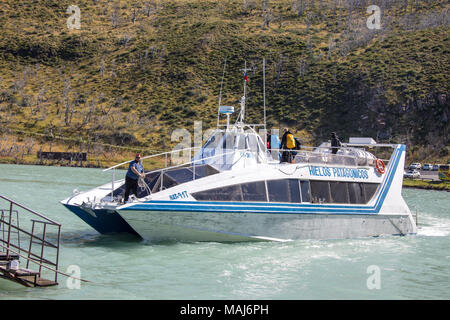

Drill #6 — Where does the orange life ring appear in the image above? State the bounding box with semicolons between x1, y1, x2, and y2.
376;159;385;174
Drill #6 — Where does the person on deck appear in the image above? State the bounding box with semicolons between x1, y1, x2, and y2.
280;128;295;163
124;153;146;203
331;132;342;155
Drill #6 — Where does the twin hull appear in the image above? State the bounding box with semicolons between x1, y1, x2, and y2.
62;203;416;242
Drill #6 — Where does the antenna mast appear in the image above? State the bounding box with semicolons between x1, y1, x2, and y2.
239;61;251;124
263;57;266;132
217;59;227;129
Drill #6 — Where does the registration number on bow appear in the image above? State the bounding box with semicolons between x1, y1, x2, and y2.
169;191;188;200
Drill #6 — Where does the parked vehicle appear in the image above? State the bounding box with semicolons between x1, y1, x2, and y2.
409;163;421;170
423;163;432;171
432;164;440;171
404;169;420;179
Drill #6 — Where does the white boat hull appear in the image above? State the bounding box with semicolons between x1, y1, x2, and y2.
118;208;416;242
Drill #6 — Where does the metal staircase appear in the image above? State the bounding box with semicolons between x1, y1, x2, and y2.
0;195;61;287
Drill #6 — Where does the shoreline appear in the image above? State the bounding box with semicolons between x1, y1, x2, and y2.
402;178;449;191
0;156;126;170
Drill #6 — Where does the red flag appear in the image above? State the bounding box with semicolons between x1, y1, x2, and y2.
244;72;249;83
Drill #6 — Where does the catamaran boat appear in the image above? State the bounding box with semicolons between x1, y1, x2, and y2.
61;64;417;242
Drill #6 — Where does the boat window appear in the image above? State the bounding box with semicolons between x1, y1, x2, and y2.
190;164;219;178
222;133;237;150
145;171;162;192
300;181;311;202
348;182;364;204
241;181;267;202
289;179;301;203
161;174;178;190
330;181;349;203
165;168;196;184
236;134;246;150
193;184;243;201
363;183;379;202
151;165;220;193
258;136;266;153
267;180;290;202
267;179;301;203
310;181;331;203
192;179;379;204
203;136;215;149
247;135;259;153
203;132;222;149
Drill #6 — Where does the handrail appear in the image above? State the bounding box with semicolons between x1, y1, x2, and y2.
0;195;60;226
344;143;397;148
103;146;202;172
101;149;262;203
106;146;385;185
103;142;397;173
135;150;247;177
0;217;58;249
268;146;392;167
0;195;62;285
271;147;380;159
106;148;261;180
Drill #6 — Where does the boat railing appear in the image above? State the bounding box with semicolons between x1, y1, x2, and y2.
144;149;238;176
102;148;264;202
101;143;393;203
269;145;388;167
103;146;203;172
102;146;202;201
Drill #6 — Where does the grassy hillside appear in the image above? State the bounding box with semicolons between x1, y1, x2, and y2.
0;0;448;166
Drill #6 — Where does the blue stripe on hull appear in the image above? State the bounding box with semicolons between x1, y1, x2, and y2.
62;204;139;235
120;145;406;216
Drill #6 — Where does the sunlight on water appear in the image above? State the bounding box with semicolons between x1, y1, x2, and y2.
0;164;448;299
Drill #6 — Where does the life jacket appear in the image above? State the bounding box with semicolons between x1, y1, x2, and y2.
286;133;295;149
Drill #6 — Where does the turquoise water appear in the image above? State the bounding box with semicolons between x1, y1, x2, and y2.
0;164;448;299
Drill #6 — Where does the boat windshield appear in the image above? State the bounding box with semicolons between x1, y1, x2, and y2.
202;131;264;152
195;128;268;168
221;133;246;150
202;132;222;150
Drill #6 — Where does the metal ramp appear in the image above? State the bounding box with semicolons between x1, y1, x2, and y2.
0;195;61;287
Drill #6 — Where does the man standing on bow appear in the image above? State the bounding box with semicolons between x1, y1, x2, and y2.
124;153;145;203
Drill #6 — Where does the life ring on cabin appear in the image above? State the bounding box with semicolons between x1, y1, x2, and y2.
376;159;385;174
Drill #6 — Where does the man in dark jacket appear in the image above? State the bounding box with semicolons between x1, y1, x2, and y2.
331;132;341;154
281;128;294;163
124;153;146;203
